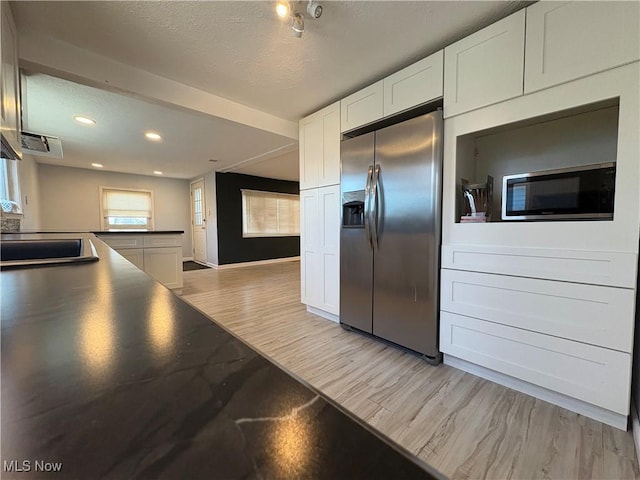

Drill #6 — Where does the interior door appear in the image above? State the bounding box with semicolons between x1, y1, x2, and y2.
190;179;207;264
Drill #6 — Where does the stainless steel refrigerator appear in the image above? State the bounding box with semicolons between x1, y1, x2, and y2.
340;111;443;364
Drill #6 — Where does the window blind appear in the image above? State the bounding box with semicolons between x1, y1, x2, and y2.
101;188;153;229
241;189;300;237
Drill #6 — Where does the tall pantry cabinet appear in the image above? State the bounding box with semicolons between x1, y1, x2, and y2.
299;102;341;319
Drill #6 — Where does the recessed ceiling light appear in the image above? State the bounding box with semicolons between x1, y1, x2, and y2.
153;170;163;175
74;115;96;125
91;163;103;168
275;0;290;18
145;132;162;141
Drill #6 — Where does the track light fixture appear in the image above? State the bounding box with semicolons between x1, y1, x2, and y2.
291;13;304;38
274;0;323;39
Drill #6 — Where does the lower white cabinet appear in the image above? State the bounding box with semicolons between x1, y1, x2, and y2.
300;185;340;316
98;234;183;289
440;311;631;415
143;247;183;289
119;248;145;271
441;269;635;352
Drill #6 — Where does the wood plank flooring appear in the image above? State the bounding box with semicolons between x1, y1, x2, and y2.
180;261;639;479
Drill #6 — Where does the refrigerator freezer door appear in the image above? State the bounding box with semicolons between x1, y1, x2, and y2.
372;112;443;357
340;133;375;333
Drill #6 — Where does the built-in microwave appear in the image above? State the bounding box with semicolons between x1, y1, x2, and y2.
501;163;616;221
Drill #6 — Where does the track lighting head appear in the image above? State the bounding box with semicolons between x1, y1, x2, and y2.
291;13;304;38
307;0;323;19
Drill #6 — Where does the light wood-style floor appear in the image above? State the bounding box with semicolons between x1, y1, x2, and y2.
180;261;639;479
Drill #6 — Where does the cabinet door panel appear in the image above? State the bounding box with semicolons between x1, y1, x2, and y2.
118;248;145;270
319;185;340;314
383;50;443;117
441;269;634;352
440;312;631;415
1;3;22;158
98;235;144;249
525;1;640;94
143;247;183;289
340;81;384;132
444;9;525;117
300;189;319;307
299;116;323;190
319;104;340;186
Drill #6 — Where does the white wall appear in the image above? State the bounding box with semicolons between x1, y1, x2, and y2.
17;154;41;231
38;164;192;257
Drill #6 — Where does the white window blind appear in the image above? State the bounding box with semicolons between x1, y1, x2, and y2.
241;189;300;238
101;187;153;230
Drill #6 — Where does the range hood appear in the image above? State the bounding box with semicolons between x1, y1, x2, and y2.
21;131;63;159
1;133;21;161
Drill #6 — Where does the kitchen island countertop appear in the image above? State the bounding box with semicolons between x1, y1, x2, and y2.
1;233;443;479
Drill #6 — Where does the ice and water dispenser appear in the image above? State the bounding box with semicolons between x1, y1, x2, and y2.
342;190;365;227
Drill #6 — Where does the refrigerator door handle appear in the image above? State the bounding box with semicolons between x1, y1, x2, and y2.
364;165;374;248
372;164;381;250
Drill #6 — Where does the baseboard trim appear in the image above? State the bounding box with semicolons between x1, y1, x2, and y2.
182;256;194;262
205;261;219;269
215;256;300;270
307;306;339;323
444;354;628;430
632;397;640;466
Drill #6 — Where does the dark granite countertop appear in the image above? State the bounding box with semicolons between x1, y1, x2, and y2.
1;234;444;479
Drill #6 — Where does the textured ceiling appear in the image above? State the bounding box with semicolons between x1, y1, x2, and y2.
22;73;296;180
12;1;529;180
12;1;528;121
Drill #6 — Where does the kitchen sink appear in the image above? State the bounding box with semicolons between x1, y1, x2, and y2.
0;238;99;268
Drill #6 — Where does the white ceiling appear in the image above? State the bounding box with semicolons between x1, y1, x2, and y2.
22;73;297;179
12;0;529;181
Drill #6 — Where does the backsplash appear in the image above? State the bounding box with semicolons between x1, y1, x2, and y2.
1;214;21;232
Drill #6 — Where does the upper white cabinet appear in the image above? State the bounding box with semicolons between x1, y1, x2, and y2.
1;2;22;159
340;51;445;132
383;50;443;117
525;1;640;94
444;9;525;118
299;101;340;190
340;81;384;133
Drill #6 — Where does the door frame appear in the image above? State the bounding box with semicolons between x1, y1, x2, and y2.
190;178;207;265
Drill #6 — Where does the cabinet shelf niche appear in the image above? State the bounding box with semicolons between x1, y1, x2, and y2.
454;98;620;223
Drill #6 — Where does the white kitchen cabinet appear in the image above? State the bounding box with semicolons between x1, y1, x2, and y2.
299;102;340;190
443;9;525;118
144;247;183;289
440;311;631;416
383;50;443;117
118;248;145;270
97;233;183;289
340;81;384;133
441;269;635;352
300;185;340;317
1;2;22;159
525;1;640;94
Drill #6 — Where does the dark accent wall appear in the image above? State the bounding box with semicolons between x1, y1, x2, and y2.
216;172;300;265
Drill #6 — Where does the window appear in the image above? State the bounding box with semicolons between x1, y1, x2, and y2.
0;158;21;213
100;187;153;230
241;189;300;238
